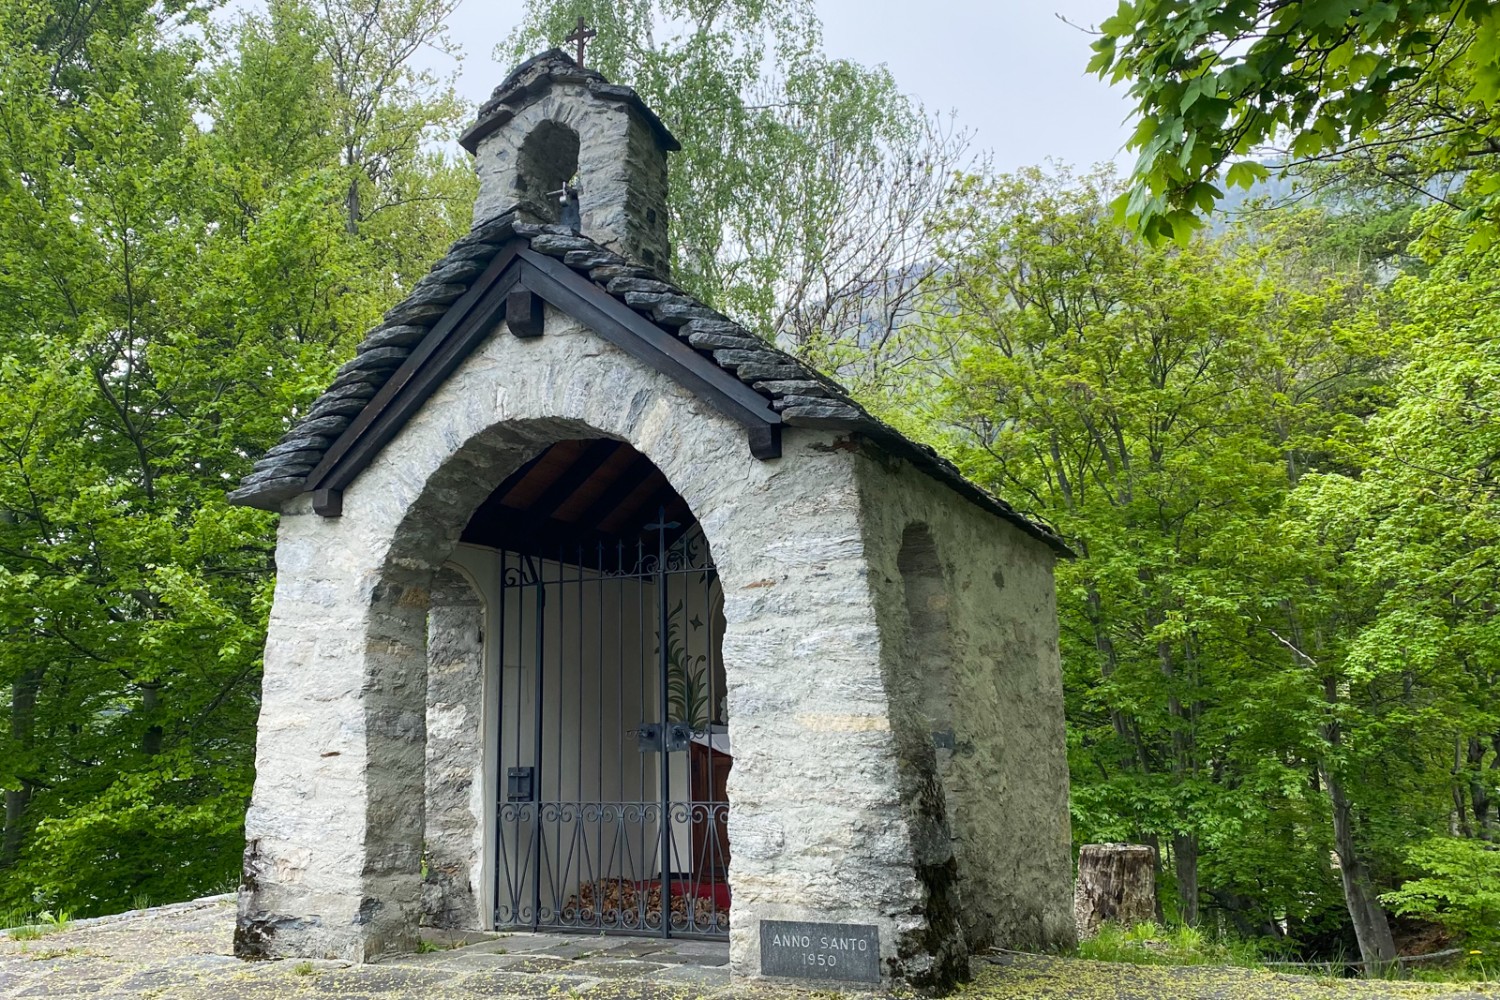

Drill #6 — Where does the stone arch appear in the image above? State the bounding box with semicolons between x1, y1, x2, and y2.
514;120;579;223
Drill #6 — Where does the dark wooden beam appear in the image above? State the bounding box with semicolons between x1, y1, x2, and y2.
515;251;782;458
607;474;676;532
527;438;621;521
312;488;343;517
506;287;544;338
574;454;657;531
748;423;781;460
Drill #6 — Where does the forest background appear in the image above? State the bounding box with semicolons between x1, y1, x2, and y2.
0;0;1495;976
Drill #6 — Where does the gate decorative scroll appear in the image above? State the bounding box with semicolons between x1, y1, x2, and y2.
493;513;730;938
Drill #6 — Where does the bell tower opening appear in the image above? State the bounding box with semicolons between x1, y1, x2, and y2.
515;120;580;226
462;49;679;275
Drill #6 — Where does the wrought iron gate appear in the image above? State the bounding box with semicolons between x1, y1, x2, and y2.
493;513;730;937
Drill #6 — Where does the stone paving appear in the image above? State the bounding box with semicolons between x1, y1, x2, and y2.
2;896;1497;999
0;896;761;999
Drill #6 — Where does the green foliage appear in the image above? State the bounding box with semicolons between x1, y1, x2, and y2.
1093;1;1500;244
1;907;69;941
868;163;1499;965
1383;838;1500;946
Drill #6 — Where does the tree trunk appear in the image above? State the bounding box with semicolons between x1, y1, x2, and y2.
1156;633;1199;926
1452;737;1471;837
345;176;361;235
1323;763;1398;974
1138;832;1166;923
1469;736;1491;839
1074;843;1158;939
1286;607;1398;976
1173;832;1200;927
1;666;44;869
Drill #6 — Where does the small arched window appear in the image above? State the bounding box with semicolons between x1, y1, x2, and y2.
897;523;958;766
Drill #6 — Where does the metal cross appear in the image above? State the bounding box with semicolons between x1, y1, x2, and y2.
565;16;597;66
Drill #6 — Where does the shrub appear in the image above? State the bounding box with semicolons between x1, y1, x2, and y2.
1382;838;1500;947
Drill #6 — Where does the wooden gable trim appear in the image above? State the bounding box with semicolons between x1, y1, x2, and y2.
305;243;782;516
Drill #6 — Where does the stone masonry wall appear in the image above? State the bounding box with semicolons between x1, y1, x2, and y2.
421;566;485;930
238;307;948;982
855;447;1078;956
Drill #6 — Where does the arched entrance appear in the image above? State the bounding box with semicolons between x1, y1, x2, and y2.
466;437;731;938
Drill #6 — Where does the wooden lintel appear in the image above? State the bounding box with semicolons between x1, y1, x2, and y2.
506;288;544;338
313;488;343;517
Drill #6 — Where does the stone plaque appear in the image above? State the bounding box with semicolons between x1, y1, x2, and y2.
760;920;880;983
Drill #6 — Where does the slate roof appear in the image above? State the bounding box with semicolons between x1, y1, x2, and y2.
228;211;1071;557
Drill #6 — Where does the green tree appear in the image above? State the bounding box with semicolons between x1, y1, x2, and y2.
1092;0;1500;243
0;0;466;914
879;165;1419;960
1266;209;1500;965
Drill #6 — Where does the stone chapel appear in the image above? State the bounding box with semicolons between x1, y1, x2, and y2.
227;48;1076;989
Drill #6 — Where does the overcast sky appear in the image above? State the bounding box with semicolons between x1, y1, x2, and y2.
430;1;1134;172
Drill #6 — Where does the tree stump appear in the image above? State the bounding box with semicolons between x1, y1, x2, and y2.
1074;843;1157;939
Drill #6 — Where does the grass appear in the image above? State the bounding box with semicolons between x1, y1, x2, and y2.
1074;922;1497;986
1391;947;1495;984
1076;922;1280;969
292;960;315;976
2;909;72;942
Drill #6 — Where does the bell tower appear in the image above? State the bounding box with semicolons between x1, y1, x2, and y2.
460;49;679;276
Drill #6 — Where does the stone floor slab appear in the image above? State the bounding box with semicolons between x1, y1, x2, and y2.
567;958;671;979
655;962;732;987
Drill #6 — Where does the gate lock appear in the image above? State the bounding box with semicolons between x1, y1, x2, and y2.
632;722;694;753
507;766;535;802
